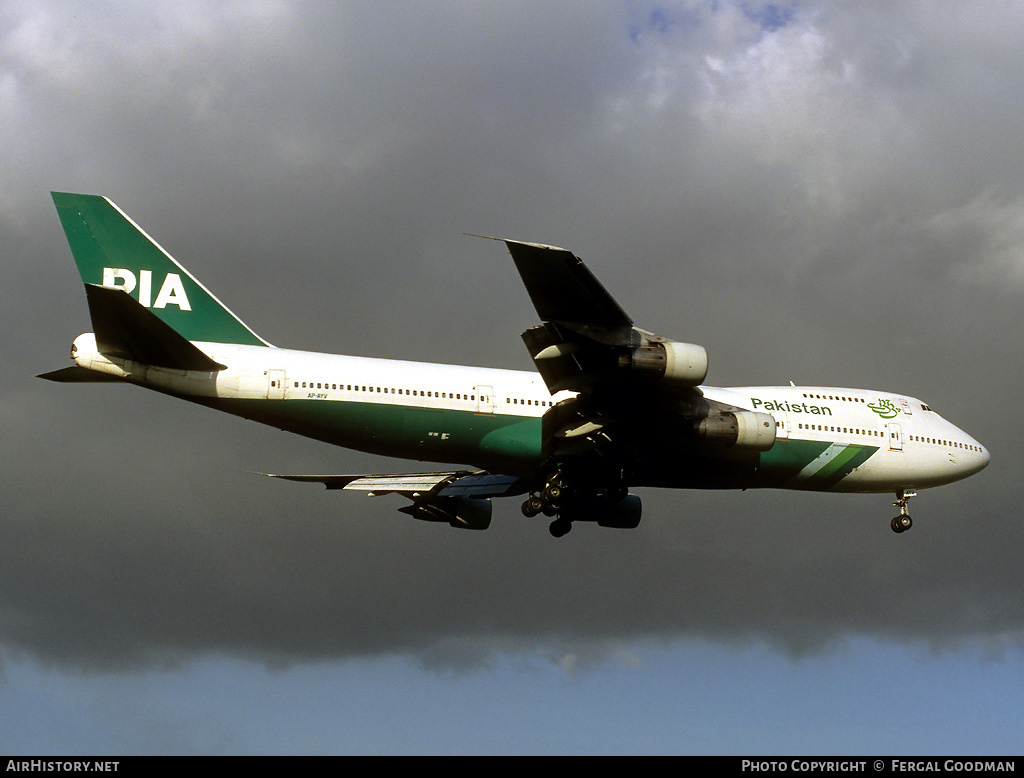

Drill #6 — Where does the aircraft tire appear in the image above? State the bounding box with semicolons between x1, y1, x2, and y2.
522;497;544;518
542;483;563;503
891;515;912;533
549;518;572;538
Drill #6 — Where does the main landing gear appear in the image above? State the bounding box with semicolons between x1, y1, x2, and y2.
521;472;638;538
520;478;572;536
890;489;916;533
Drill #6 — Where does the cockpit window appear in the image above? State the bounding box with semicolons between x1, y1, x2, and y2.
921;403;932;412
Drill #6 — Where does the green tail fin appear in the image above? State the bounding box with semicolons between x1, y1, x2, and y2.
52;192;269;346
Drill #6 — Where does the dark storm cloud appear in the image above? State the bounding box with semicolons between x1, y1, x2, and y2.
2;1;1022;671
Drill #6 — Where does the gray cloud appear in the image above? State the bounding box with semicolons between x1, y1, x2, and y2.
2;1;1021;672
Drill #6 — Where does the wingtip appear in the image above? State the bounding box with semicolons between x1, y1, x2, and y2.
464;233;570;253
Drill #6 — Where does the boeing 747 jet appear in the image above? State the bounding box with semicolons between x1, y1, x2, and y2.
41;193;989;537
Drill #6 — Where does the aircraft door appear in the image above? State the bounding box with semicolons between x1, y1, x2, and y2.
475;385;496;414
886;422;904;451
773;411;789;440
267;369;287;400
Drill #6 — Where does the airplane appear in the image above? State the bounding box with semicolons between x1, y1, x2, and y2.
40;192;990;538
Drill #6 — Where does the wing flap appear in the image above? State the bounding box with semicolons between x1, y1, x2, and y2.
344;472;463;494
436;472;525;497
260;470;525;498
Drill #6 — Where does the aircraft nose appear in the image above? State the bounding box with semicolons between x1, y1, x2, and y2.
965;437;990;477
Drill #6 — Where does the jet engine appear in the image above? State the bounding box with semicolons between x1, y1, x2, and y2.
620;340;708;386
556;492;643;529
398;496;492;530
697;411;777;451
595;494;643;529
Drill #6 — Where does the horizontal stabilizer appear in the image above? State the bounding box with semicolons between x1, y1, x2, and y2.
37;365;126;383
85;283;226;371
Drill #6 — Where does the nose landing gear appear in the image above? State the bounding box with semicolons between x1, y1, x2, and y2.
890;489;916;533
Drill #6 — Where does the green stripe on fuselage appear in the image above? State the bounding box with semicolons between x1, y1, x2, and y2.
758;439;832;481
758;438;879;490
807;443;877;488
193;395;544;473
155;383;884;489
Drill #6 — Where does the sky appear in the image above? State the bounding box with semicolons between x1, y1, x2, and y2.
2;0;1023;756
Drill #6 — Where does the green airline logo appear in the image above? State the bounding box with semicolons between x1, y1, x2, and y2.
867;398;901;418
750;398;833;415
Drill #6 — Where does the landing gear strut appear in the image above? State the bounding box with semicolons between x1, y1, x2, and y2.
890;489;916;533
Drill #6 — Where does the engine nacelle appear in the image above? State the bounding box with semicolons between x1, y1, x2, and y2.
559;493;643;529
622;340;708;386
398;496;492;530
596;494;643;529
697;411;777;451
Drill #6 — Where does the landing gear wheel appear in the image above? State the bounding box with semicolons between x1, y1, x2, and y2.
521;496;544;518
549;517;572;538
891;514;912;533
542;483;563;503
890;489;917;534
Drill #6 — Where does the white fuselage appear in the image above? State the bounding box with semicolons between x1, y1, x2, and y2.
71;333;990;493
704;385;989;492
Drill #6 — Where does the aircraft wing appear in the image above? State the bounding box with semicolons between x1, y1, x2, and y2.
500;239;708;395
261;470;524;497
496;239;714;464
258;470;526;530
502;239;633;330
